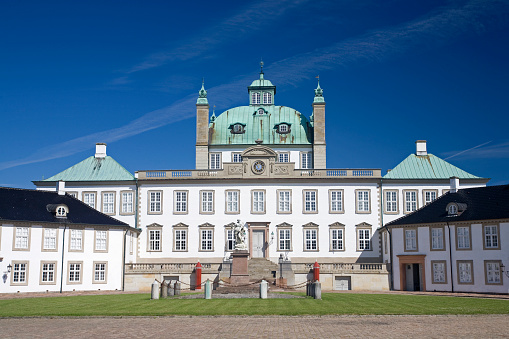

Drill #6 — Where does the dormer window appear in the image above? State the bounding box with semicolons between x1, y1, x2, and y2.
229;123;246;134
47;204;69;218
275;123;291;134
448;204;458;215
446;202;466;216
252;92;261;105
56;206;67;217
263;92;272;104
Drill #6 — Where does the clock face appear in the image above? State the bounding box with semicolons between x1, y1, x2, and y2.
252;160;265;174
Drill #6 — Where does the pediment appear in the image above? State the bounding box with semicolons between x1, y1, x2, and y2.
302;222;319;228
147;223;163;228
224;222;236;228
241;145;277;158
276;222;293;228
356;222;372;228
172;222;189;228
198;222;215;228
329;222;345;228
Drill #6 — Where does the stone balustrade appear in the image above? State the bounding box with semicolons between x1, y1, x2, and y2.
293;262;388;274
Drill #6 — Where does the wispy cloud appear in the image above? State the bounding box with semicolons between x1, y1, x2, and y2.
442;141;509;160
2;0;508;171
443;141;493;160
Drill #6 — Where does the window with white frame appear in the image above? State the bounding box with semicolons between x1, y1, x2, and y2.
458;261;473;284
231;124;244;134
174;191;188;213
70;229;83;251
448;204;458;215
278;152;289;163
56;206;67;217
209;153;221;170
263;92;272;104
83;192;96;209
148;229;161;251
95;230;107;251
12;262;27;284
432;261;447;283
330;228;344;251
457;226;470;249
121;191;133;214
15;227;29;249
252;92;261;105
102;192;115;214
385;191;398;213
431;227;444;250
356;190;370;213
405;229;417;251
484;225;499;249
232;153;243;163
424;190;437;205
200;191;214;214
252;190;265;213
225;228;235;251
278;190;291;213
68;262;81;283
357;229;371;251
301;152;313;169
41;262;55;283
94;263;106;282
226;190;239;213
304;190;317;213
278;228;291;251
278;124;289;134
330;190;343;213
485;261;502;284
200;229;213;251
174;229;187;251
304;229;318;251
149;191;162;213
404;191;417;213
43;228;57;250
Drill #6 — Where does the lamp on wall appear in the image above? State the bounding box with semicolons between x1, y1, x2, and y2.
500;263;509;278
7;264;12;273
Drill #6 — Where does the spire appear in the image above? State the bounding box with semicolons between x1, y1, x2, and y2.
197;78;208;105
313;76;325;103
210;105;216;122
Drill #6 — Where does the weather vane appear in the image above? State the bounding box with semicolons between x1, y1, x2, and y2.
260;58;264;73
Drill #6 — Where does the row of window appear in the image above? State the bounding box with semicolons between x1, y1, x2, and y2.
403;224;501;252
10;261;108;286
67;191;134;216
147;189;372;215
251;92;272;105
209;152;313;169
147;224;372;252
430;260;503;285
384;189;446;214
230;123;290;135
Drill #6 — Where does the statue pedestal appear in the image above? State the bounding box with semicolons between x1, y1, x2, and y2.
230;250;249;285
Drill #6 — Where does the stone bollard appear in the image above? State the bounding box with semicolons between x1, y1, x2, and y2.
174;281;181;296
313;281;321;300
161;281;168;298
260;280;268;299
204;279;212;299
167;281;174;296
151;280;159;300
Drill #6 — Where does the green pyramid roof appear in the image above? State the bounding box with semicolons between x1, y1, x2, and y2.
383;154;482;180
43;156;135;182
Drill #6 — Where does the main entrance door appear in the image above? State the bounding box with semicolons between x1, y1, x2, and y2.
252;230;265;258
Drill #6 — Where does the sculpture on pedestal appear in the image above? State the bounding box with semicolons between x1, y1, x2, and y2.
233;219;247;251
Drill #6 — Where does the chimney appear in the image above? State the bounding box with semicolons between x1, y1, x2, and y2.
450;176;459;193
416;140;427;156
57;181;65;195
95;143;107;158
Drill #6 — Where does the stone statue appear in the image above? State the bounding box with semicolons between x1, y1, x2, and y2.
233;219;247;250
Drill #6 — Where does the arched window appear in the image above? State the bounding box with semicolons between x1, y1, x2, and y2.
232;124;245;134
263;92;272;104
56;206;67;217
252;92;261;105
448;204;458;215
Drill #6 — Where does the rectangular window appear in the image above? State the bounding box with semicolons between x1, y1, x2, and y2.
14;227;29;250
174;191;188;214
329;190;343;213
404;190;418;213
43;228;57;251
70;229;83;251
432;261;447;284
226;190;239;213
232;153;243;163
148;229;161;251
484;225;499;249
263;92;272;104
149;191;162;214
457;261;473;284
357;229;371;251
330;228;344;251
226;229;235;251
41;262;56;284
485;261;502;284
121;191;133;214
277;190;291;213
304;229;318;251
209;153;221;170
200;229;213;251
252;92;260;105
301;152;313;169
200;191;214;214
278;152;289;163
94;263;107;283
424;190;437;205
385;190;398;213
83;192;96;209
278;229;291;251
252;190;265;213
456;226;471;250
95;230;107;252
356;190;370;213
431;227;444;250
303;190;317;213
12;262;28;284
102;192;115;214
174;229;187;251
68;262;82;283
405;229;417;251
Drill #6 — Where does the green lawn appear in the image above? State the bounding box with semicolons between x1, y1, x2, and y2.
0;293;507;317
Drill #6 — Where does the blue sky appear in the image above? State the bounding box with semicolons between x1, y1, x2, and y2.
1;0;509;188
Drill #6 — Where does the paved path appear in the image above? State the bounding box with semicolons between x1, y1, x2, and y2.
1;315;509;338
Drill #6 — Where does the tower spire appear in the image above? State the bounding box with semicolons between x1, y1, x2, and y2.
197;78;208;104
210;105;216;122
259;58;264;80
313;75;324;103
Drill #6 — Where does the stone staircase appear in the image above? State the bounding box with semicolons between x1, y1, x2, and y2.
248;258;278;282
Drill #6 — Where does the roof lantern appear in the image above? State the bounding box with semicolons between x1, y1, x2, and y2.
197;79;208;105
248;60;276;106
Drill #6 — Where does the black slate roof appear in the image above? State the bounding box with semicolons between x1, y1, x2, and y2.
0;187;130;227
386;184;509;227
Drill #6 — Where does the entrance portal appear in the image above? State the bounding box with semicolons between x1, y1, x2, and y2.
252;230;265;258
